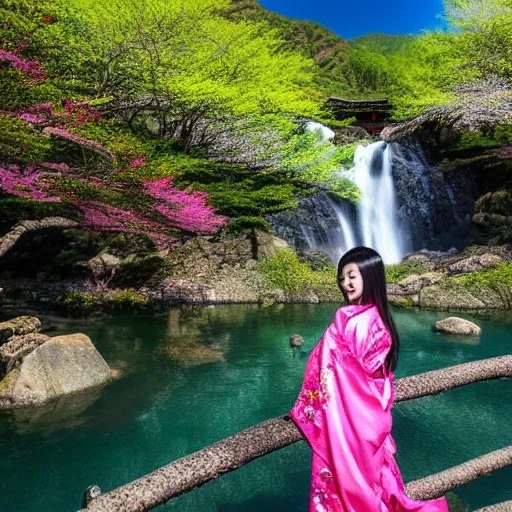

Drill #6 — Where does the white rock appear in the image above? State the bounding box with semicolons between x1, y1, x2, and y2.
434;317;481;336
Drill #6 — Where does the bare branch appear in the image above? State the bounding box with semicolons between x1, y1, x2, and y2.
406;445;512;499
43;127;117;163
474;500;512;512
80;356;512;512
0;217;79;259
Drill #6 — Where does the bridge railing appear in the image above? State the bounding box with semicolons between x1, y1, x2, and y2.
79;355;512;512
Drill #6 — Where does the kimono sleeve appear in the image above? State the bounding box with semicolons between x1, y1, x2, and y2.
361;320;392;375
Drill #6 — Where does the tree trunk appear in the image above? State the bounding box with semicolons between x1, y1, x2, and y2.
0;217;79;259
80;355;512;512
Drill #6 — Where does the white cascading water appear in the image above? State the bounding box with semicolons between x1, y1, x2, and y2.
300;134;407;264
350;141;404;263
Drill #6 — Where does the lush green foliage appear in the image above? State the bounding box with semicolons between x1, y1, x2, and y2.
445;0;512;80
2;0;511;258
35;0;320;147
58;288;150;311
276;132;360;200
444;263;512;290
226;216;271;233
385;261;435;283
258;248;337;293
0;116;52;163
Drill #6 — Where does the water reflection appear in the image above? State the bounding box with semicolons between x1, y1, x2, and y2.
3;387;103;435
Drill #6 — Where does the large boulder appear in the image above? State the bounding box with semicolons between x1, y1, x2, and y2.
420;284;511;310
0;333;111;408
434;317;481;335
87;253;122;284
254;230;289;261
447;254;502;275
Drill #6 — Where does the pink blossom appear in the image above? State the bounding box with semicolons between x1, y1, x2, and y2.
144;177;227;233
77;201;177;249
61;99;101;125
0;49;46;80
129;157;146;167
0;164;61;202
27;102;53;113
18;113;46;124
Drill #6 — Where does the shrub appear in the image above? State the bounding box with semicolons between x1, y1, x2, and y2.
108;289;149;309
58;288;150;312
58;291;98;310
385;261;435;283
258;248;337;293
259;249;312;291
444;263;512;291
226;216;271;233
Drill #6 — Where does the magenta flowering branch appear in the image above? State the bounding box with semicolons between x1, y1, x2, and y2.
144;177;227;233
43;127;116;163
62;100;102;125
77;201;177;249
16;102;55;125
0;164;61;202
129;157;146;167
0;49;47;81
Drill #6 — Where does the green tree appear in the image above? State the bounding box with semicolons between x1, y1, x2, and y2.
444;0;512;81
34;0;320;151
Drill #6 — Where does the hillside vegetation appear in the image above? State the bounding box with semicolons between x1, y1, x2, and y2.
0;0;510;263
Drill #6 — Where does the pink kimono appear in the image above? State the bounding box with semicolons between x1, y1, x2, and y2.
290;304;449;512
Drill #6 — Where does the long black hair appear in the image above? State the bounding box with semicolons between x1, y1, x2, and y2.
337;246;399;372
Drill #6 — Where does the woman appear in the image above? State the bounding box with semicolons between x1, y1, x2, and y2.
290;246;449;512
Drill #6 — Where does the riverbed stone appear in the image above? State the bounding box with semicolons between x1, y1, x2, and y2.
0;316;41;345
434;317;481;335
0;332;50;379
2;333;111;407
388;272;444;296
289;334;304;348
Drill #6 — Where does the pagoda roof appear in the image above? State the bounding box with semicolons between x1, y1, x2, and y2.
326;97;392;112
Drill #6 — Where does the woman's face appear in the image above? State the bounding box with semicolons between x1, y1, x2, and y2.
340;263;364;304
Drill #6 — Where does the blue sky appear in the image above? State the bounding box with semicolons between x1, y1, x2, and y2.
259;0;448;39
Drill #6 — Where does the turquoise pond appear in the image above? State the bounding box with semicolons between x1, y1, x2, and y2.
0;304;511;511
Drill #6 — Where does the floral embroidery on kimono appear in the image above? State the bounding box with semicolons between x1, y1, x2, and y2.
291;304;449;512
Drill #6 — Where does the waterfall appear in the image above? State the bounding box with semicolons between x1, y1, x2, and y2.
268;135;477;263
301;141;408;265
305;121;335;141
351;142;405;263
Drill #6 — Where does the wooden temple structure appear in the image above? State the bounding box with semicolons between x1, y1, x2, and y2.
325;97;392;136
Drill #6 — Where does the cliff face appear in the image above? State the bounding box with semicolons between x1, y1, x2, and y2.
390;140;480;251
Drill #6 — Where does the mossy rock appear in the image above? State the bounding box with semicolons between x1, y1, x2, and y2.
112;254;168;288
420;284;511;310
388;295;415;308
475;190;512;216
